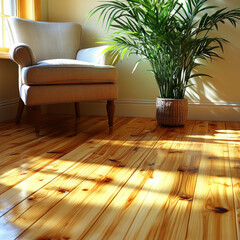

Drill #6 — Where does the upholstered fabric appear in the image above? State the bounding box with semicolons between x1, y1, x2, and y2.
7;17;81;62
7;17;118;110
9;43;36;68
20;84;118;106
22;59;117;85
76;46;118;66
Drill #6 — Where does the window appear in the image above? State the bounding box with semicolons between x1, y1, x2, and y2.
0;0;17;52
0;0;41;58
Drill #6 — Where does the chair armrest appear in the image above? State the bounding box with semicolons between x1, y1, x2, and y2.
9;43;36;68
76;46;119;66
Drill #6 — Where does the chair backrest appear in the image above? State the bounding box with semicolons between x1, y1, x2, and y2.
7;17;82;62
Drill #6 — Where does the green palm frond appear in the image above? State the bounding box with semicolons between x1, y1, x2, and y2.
89;0;240;99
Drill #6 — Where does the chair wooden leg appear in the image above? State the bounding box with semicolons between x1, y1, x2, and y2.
31;106;41;135
106;100;115;127
26;106;32;123
74;102;80;118
16;98;25;124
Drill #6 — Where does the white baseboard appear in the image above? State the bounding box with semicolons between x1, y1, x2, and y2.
0;98;19;122
78;99;240;122
47;99;240;122
3;98;236;122
0;98;49;122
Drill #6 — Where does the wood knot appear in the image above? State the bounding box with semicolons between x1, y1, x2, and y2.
109;159;118;163
178;168;186;172
82;189;88;191
178;167;198;173
133;147;139;151
47;151;63;154
28;196;36;201
67;134;76;137
99;177;113;184
169;150;184;154
37;237;70;240
214;207;228;214
179;194;193;202
117;165;125;168
58;188;70;194
11;153;20;156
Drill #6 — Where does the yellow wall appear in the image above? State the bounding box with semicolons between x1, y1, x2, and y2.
47;0;240;120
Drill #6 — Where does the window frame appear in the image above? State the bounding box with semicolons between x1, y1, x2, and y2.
0;0;41;59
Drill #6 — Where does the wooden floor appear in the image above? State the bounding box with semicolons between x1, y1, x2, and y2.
0;115;240;240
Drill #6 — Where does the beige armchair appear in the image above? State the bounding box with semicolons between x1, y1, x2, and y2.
7;17;118;134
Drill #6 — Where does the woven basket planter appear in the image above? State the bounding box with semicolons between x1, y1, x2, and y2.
156;98;188;127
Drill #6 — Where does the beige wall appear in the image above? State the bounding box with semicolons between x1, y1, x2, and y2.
0;60;18;102
46;0;240;121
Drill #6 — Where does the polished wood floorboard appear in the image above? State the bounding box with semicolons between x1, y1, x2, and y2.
0;115;239;240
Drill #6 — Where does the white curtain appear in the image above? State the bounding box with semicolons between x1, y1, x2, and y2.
0;0;17;49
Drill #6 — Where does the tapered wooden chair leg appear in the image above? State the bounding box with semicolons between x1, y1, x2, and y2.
31;106;41;135
74;102;80;118
16;98;25;124
26;106;32;123
106;100;115;127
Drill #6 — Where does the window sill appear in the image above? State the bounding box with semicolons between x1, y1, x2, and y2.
0;52;10;59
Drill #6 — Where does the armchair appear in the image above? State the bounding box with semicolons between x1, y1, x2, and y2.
7;17;118;134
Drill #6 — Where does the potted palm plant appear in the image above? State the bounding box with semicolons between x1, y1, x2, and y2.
89;0;240;126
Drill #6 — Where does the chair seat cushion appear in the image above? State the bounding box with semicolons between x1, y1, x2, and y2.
22;59;117;85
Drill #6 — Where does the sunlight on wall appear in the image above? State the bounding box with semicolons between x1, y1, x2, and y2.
47;0;240;105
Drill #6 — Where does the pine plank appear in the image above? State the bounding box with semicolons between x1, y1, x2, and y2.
0;118;155;239
0;116;91;168
0;114;83;147
136;120;207;240
226;121;240;240
0;116;101;161
83;120;202;240
187;121;237;240
0;116;238;240
16;119;164;239
82;121;192;240
0;117;113;195
0;115;126;177
0;117;129;215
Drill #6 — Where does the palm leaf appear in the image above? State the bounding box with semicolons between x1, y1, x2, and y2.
89;0;240;99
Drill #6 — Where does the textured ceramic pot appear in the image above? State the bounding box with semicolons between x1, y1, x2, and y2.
156;98;188;126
